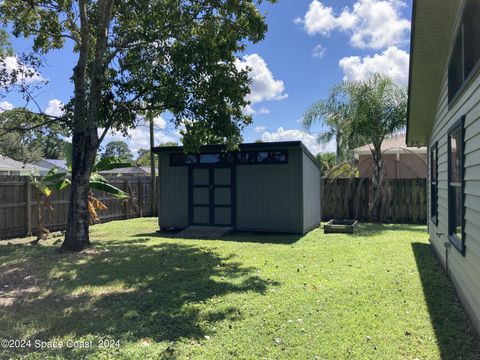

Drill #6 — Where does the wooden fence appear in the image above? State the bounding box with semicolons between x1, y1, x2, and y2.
0;175;154;239
321;178;427;224
0;176;427;239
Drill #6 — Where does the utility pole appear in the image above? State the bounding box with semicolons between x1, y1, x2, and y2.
148;112;157;216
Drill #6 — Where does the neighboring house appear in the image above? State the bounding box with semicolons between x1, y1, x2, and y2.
34;159;69;172
99;166;151;176
153;141;321;234
407;0;480;333
353;134;427;179
0;155;47;175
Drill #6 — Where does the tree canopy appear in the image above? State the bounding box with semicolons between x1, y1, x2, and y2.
1;0;276;250
102;141;133;162
303;82;363;164
136;142;176;166
0;108;67;162
315;152;336;174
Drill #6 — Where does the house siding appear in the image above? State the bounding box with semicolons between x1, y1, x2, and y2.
302;151;321;233
236;148;303;233
428;0;480;332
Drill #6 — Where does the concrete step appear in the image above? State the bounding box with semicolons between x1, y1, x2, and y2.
175;226;233;239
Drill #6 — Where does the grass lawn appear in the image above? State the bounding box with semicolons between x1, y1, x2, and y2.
1;218;479;359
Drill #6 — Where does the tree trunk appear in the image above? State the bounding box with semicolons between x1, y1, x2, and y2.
369;142;384;221
335;131;342;165
62;170;91;251
61;0;114;251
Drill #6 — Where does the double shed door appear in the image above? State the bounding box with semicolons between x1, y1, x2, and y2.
189;166;234;227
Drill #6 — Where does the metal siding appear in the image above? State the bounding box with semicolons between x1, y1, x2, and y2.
302;152;321;233
428;0;480;332
236;148;302;233
158;154;189;228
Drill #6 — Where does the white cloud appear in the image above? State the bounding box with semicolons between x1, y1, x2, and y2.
261;127;336;155
255;125;267;133
101;115;178;155
235;54;288;105
297;0;410;50
302;1;337;36
152;115;167;129
258;107;270;115
1;56;45;85
0;101;14;112
339;46;409;84
312;44;327;59
242;104;256;116
44;99;64;117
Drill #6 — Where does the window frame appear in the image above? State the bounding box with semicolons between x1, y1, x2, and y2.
448;0;480;106
430;141;439;225
447;116;466;256
170;150;289;167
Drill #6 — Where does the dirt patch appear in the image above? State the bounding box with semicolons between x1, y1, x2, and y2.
0;262;44;306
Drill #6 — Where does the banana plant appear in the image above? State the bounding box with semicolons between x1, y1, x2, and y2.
30;167;70;243
31;147;131;238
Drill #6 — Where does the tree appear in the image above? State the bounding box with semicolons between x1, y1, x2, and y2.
135;149;151;166
315;152;336;174
348;73;407;219
102;141;133;162
0;108;67;162
1;0;273;250
303;83;360;164
136;142;176;166
0;29;13;57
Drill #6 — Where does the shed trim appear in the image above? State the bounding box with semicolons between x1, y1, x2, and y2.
153;141;321;170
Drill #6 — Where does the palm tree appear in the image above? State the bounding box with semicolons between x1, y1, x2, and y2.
303;83;351;164
348;73;407;220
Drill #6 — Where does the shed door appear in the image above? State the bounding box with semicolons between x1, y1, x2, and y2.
190;167;234;226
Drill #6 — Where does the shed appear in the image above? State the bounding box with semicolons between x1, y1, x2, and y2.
153;141;321;234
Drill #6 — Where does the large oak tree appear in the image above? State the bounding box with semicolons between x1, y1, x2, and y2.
1;0;274;251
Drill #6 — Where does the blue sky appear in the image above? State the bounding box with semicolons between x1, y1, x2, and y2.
1;0;412;156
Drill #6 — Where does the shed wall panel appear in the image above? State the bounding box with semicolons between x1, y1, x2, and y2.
236;148;302;233
302;152;321;233
158;154;188;228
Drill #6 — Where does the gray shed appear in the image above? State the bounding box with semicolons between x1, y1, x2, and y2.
153;141;321;234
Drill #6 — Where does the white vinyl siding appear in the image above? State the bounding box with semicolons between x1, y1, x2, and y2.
428;0;480;328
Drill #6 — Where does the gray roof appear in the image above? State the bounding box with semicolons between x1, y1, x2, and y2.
42;159;68;169
99;166;149;175
139;166;152;174
0;155;35;170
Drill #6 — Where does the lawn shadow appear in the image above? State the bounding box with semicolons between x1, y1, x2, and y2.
411;242;480;359
133;230;303;245
0;241;278;358
222;231;302;244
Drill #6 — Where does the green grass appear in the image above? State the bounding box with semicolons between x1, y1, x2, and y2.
0;218;479;359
